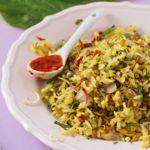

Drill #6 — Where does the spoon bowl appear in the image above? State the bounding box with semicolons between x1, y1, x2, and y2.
27;54;65;79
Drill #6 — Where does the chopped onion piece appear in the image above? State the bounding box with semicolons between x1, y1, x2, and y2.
106;83;117;93
75;89;86;101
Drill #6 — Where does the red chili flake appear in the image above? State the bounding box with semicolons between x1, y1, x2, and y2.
47;47;53;51
93;37;99;42
148;124;150;132
36;36;45;41
106;93;112;99
78;115;86;122
148;43;150;46
28;71;33;75
82;88;88;101
103;84;111;88
82;88;87;95
75;56;83;66
79;40;92;49
82;43;92;48
92;50;101;57
105;93;113;104
76;79;82;87
99;32;103;35
92;36;100;43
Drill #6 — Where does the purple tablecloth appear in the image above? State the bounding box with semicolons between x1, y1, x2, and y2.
0;1;150;150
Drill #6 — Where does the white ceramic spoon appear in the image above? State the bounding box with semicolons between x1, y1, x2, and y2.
27;10;107;79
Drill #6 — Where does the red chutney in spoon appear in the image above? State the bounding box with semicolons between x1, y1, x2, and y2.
30;55;63;72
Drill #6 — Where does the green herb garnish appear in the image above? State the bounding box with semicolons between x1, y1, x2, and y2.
136;84;143;95
126;56;132;61
47;104;52;111
54;121;71;129
124;33;132;39
72;100;80;108
75;19;83;25
113;141;118;144
67;72;74;78
104;25;116;35
57;40;66;48
147;71;150;79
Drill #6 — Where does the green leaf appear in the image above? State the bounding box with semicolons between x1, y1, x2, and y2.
54;120;71;129
0;0;112;28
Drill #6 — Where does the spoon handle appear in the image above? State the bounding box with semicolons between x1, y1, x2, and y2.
58;10;108;58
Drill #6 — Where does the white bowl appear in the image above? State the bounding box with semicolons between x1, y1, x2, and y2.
1;2;150;150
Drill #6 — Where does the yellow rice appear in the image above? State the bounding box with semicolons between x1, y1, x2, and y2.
31;25;150;148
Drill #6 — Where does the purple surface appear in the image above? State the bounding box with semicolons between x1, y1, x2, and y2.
0;17;51;150
0;1;150;150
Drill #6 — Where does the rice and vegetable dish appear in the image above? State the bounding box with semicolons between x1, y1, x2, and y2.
31;25;150;148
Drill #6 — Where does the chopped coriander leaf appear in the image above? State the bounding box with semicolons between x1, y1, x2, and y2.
67;72;74;78
57;40;66;48
75;19;83;25
147;71;150;79
72;100;80;108
54;121;71;129
136;85;143;95
47;104;52;111
104;25;116;35
124;33;132;39
126;55;132;61
113;141;118;144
